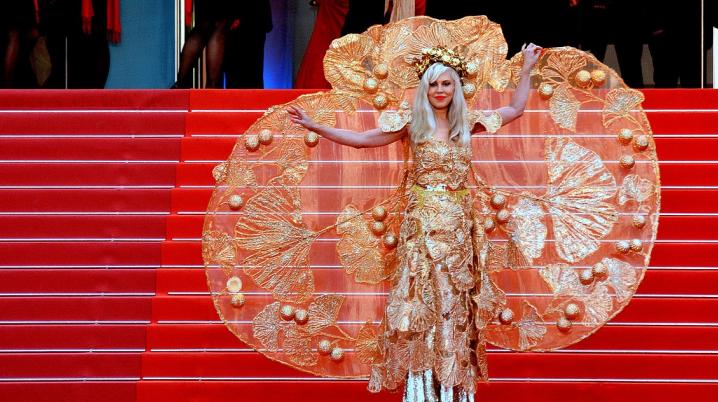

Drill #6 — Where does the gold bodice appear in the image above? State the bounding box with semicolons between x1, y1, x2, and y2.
412;139;472;191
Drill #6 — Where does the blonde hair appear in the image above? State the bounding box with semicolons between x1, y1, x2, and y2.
410;63;471;147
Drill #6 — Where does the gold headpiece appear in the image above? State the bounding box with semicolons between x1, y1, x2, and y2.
413;47;468;79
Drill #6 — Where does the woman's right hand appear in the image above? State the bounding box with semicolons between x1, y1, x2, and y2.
287;106;316;131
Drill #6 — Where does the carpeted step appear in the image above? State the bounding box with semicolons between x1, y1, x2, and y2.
0;297;152;322
160;240;718;268
149;295;718;324
174;162;718;186
0;163;176;187
179;137;718;163
169;187;718;214
0;383;136;402
137;351;718;379
0;90;188;110
0;112;185;136
0;216;167;239
0;325;147;350
0;353;142;378
135;381;718;402
0;269;156;294
153;268;718;297
0;242;162;266
0;138;181;161
144;323;718;352
0;189;172;213
164;214;718;241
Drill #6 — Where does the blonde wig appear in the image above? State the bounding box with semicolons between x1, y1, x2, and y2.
409;63;471;147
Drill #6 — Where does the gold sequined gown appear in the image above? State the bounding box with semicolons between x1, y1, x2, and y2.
202;15;661;402
371;138;484;402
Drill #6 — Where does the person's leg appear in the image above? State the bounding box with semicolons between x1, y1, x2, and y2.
174;23;212;88
225;26;266;89
614;38;644;88
648;31;677;87
204;20;229;88
2;28;20;87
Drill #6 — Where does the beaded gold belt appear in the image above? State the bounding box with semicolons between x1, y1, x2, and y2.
411;184;470;206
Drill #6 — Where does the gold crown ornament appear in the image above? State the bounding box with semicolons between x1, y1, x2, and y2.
413;47;469;79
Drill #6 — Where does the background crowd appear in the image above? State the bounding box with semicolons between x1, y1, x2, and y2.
0;0;715;89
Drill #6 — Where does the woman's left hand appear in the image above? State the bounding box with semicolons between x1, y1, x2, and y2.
521;43;543;72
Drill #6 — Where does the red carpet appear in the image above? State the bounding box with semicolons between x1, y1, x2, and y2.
0;89;716;401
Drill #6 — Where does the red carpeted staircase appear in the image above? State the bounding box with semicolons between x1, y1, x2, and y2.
0;89;717;402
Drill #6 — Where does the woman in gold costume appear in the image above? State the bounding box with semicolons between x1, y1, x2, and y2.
287;43;541;401
203;15;660;402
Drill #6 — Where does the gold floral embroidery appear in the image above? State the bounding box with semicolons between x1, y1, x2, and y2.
603;88;645;127
544;137;618;263
582;284;612;326
603;257;638;303
510;197;547;261
305;294;345;334
336;205;394;284
515;302;547;351
618;174;656;206
549;84;581;131
355;322;383;364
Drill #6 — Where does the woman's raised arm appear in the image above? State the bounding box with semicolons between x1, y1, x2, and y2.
495;43;542;126
287;106;406;148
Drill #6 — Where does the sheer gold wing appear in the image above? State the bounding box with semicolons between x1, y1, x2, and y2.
202;16;660;379
472;48;660;351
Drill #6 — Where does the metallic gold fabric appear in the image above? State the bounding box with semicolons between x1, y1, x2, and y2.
202;16;660;401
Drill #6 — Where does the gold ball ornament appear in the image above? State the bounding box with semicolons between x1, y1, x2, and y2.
280;305;296;321
226;276;243;293
575;70;592;87
633;135;650;152
258;129;273;145
630;239;643;252
462;83;476;98
371;221;387;236
619;154;635;169
538;83;555;99
592;262;608;278
490;194;507;210
228;194;245;210
244;135;260;152
373;63;389;79
373;94;388;110
383;232;398;249
294;308;309;325
496;209;510;224
371;206;387;221
483;218;496;233
564;303;580;320
304;131;319;148
590;69;607;86
499;308;514;324
212;163;227;182
615;240;630;254
231;293;245;307
465;61;479;78
632;215;647;229
363;77;379;94
618;129;634;145
318;339;332;355
579;269;594;285
557;316;572;332
330;347;344;362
